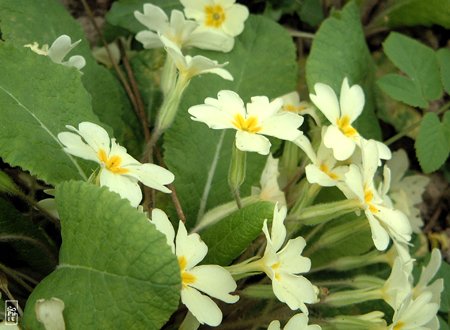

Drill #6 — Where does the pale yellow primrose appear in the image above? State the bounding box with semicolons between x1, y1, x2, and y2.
150;209;238;327
188;90;303;155
160;36;233;82
57;122;174;207
260;206;319;314
340;139;412;259
25;35;86;71
181;0;249;37
293;127;349;187
309;78;391;161
134;3;233;52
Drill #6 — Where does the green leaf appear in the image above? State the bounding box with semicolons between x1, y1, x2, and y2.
0;197;57;274
0;0;143;155
305;1;381;140
370;0;450;30
106;0;183;34
22;181;180;329
415;112;449;173
164;15;298;228
377;74;428;108
437;48;450;94
297;0;324;27
439;317;450;330
374;52;423;139
436;259;450;313
201;201;275;266
0;44;99;185
378;32;443;108
443;111;450;146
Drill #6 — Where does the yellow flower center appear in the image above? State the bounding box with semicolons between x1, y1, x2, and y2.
232;114;262;133
336;115;358;137
393;322;405;330
178;256;196;289
97;149;129;174
364;188;379;213
319;163;339;180
271;261;281;281
205;5;226;28
283;104;308;113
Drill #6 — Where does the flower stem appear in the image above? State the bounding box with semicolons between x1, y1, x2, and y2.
228;145;247;209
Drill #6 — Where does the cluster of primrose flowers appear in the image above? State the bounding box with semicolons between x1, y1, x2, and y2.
24;0;443;329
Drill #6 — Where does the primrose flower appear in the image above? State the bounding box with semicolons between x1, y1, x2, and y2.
134;3;233;52
388;291;440;330
261;206;318;313
309;78;390;161
341;139;412;254
150;209;239;327
188;90;303;155
280;91;320;125
268;313;321;330
57;122;174;207
161;36;233;82
386;149;430;233
181;0;249;37
25;35;86;71
293;127;348;187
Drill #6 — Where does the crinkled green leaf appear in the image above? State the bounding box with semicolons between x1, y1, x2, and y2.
0;44;98;184
164;15;298;228
0;0;143;155
0;197;57;274
415;112;449;173
306;1;381;140
23;181;180;329
437;48;450;94
370;0;450;30
201;201;275;266
106;0;183;34
378;32;443;108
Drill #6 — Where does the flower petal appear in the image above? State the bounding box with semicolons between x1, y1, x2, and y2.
235;131;271;155
222;4;249;36
339;77;365;123
323;125;356;161
366;211;390;251
100;170;142;207
128;163;174;194
181;286;223;326
309;83;340;124
74;122;111;154
189;265;238;303
134;3;168;31
150;209;175;253
176;221;208;269
260;112;303;141
135;31;164;49
57;132;98;163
